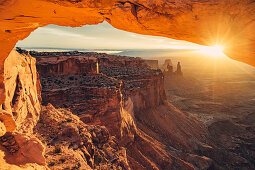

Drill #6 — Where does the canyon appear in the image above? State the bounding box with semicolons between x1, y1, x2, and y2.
34;50;209;169
1;0;255;169
0;48;254;169
0;49;211;169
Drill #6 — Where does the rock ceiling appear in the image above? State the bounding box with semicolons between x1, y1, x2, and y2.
1;0;255;104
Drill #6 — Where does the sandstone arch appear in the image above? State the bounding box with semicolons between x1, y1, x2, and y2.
1;0;255;105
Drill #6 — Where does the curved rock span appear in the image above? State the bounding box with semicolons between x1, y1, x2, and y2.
1;0;255;105
1;0;255;63
1;0;255;169
0;0;255;103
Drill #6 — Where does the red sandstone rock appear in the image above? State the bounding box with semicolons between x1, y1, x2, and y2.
35;52;166;139
36;55;98;76
0;122;6;137
143;60;159;70
35;52;208;169
34;103;130;169
0;110;16;136
3;50;41;134
0;50;46;169
1;0;255;108
2;132;46;166
1;0;255;65
0;50;214;169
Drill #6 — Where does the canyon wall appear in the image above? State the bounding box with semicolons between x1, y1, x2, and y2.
143;60;159;70
0;49;252;168
35;51;209;169
36;55;98;76
0;50;135;169
35;52;166;140
0;50;211;169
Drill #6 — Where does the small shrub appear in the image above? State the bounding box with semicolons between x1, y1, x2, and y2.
72;162;81;169
54;146;61;153
66;118;72;123
59;158;66;163
97;154;103;163
48;162;55;166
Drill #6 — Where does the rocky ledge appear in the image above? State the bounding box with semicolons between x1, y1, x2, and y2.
35;52;166;135
0;50;209;169
33;51;208;169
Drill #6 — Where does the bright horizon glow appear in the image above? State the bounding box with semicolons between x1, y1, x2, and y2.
15;23;255;74
196;45;225;57
16;21;230;60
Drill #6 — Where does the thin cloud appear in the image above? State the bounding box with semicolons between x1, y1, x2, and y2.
17;21;202;50
37;27;96;40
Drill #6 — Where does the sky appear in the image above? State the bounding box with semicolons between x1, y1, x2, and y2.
15;21;255;74
16;21;202;50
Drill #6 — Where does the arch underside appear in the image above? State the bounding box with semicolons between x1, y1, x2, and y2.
1;0;255;104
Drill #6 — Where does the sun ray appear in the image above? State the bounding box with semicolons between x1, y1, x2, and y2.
197;44;225;57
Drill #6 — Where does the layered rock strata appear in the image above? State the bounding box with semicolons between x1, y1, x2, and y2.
0;50;210;169
35;52;166;126
36;55;98;76
143;59;159;70
35;51;209;169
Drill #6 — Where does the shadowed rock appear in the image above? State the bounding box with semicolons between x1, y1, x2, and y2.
1;0;255;107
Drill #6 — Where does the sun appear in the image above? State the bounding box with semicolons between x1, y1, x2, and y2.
198;45;225;57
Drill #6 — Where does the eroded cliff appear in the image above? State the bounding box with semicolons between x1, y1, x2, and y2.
0;50;46;169
34;51;209;169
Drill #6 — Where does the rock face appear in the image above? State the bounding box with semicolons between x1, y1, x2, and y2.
0;50;211;169
1;0;255;109
97;54;166;113
162;59;173;71
35;52;166;139
35;51;209;169
36;55;98;76
34;103;130;169
143;59;159;70
0;50;46;169
163;60;183;77
1;0;255;65
0;132;46;166
2;50;41;134
175;62;183;76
